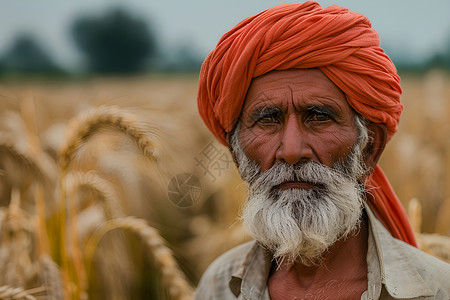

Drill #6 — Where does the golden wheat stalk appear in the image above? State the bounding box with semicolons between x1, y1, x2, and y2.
63;171;124;219
0;190;37;292
58;105;159;172
35;183;50;256
0;137;45;181
408;198;422;233
0;285;46;300
407;197;429;252
85;216;194;300
56;105;161;298
18;96;58;181
62;170;124;220
419;233;450;263
39;255;64;300
61;170;125;293
66;185;85;299
408;198;450;262
435;197;450;235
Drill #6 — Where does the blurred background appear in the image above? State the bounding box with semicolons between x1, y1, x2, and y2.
1;0;450;75
0;1;449;299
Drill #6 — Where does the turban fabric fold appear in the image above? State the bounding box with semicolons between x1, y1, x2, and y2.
198;1;416;246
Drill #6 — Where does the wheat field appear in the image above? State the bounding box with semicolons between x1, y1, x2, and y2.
0;71;449;299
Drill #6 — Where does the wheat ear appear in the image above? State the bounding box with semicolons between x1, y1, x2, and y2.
56;105;160;298
0;137;45;180
58;105;159;172
62;171;125;293
85;216;194;300
62;170;124;220
0;285;46;300
39;255;64;300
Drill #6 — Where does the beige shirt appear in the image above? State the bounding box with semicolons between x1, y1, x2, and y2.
195;204;450;299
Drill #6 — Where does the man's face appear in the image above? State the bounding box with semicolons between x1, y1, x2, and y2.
232;69;370;265
238;68;359;176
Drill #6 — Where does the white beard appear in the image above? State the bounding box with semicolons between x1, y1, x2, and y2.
231;118;369;265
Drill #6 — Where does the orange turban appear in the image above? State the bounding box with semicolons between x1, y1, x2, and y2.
198;1;416;246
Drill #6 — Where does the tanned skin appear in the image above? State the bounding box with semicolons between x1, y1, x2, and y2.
237;69;387;299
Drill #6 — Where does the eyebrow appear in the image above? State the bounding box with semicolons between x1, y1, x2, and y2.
306;105;340;119
248;106;281;122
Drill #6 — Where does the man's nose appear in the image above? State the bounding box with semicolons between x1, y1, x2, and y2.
275;115;313;165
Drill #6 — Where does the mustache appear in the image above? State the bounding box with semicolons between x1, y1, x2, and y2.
248;161;350;193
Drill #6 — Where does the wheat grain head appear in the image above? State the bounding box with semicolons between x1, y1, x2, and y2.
58;105;160;172
62;170;124;220
0;190;36;288
0;285;46;300
85;216;194;300
39;254;64;300
0;137;46;184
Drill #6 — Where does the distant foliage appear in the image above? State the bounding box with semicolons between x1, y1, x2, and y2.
0;34;62;75
71;7;157;74
428;39;450;70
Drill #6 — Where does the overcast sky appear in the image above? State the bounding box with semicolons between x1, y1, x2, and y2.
1;0;449;70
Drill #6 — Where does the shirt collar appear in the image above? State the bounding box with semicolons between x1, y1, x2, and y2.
229;203;435;299
365;203;434;298
230;241;272;299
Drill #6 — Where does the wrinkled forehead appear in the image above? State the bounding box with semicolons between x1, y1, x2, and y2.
246;68;342;96
242;68;351;116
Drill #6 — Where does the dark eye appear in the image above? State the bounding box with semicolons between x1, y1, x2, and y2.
306;106;335;123
252;107;282;125
310;113;331;122
257;113;280;124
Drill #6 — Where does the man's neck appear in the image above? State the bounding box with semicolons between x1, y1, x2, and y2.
268;218;369;299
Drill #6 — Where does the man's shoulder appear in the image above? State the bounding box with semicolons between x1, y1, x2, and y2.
387;236;450;297
200;240;255;280
394;236;450;274
366;203;450;297
194;241;256;299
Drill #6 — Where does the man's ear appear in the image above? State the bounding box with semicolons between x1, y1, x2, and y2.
364;123;387;170
225;131;240;166
225;132;232;149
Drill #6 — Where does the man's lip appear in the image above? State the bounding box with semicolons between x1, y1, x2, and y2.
276;181;316;189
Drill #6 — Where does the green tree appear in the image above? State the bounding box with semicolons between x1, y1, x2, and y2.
0;33;62;75
71;7;157;74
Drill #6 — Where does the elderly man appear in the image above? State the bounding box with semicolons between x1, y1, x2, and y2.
195;2;450;299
